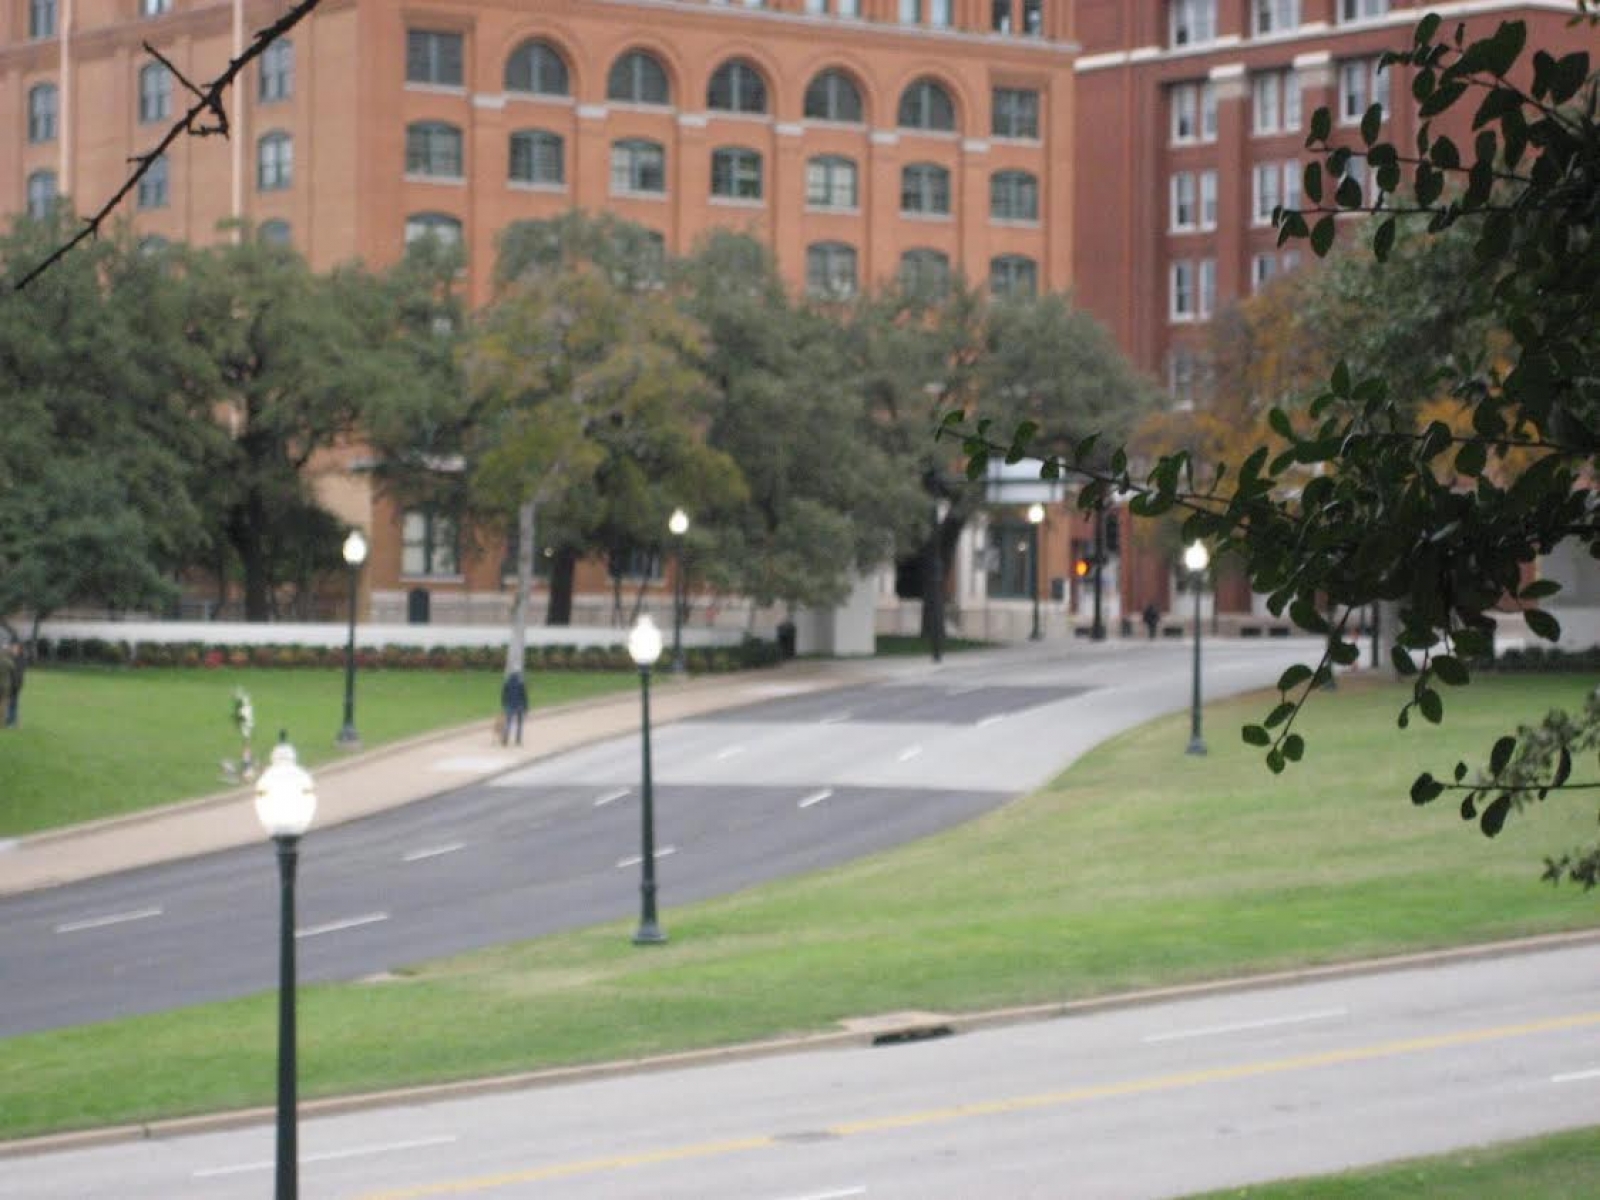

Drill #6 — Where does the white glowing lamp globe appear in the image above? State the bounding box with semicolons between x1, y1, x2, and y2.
1027;502;1045;525
342;530;368;567
668;508;690;537
628;614;664;668
254;740;317;838
1184;541;1210;573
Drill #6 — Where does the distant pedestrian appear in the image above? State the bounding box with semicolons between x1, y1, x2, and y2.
1142;603;1160;640
6;643;24;729
500;670;528;747
0;642;15;729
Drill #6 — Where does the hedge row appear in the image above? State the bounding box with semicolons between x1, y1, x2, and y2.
33;636;784;674
1485;645;1600;674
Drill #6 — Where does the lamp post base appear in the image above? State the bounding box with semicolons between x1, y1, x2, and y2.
1186;737;1207;756
335;725;361;748
632;922;668;945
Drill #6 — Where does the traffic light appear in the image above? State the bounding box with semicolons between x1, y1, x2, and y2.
1074;556;1092;578
1103;511;1120;555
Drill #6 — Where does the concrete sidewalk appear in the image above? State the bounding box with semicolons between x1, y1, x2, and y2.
0;657;896;897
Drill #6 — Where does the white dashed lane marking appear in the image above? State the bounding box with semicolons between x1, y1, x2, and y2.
593;788;630;807
403;843;465;863
55;907;163;934
797;788;834;810
896;745;923;762
296;912;389;940
1142;1007;1348;1044
617;847;677;869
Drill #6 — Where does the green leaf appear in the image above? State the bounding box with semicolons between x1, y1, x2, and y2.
1548;51;1591;104
1428;136;1460;170
1329;638;1360;666
1432;655;1469;686
1268;407;1293;439
1331;360;1351;397
1453;438;1487;477
1266;750;1286;775
1310;215;1336;257
1411;772;1445;805
1453;761;1468;782
1360;103;1383;147
1418;687;1443;724
1264;701;1296;729
1282;734;1304;763
1308;106;1332;145
1277;664;1314;692
1480;794;1512;837
1418;79;1467;117
1242;724;1272;747
1302;162;1323;205
1479;19;1527;78
1554;747;1573;790
1414;13;1442;45
1489;735;1517;777
1372;217;1397;262
1518;579;1561;601
1523;608;1560;642
1390;646;1418;676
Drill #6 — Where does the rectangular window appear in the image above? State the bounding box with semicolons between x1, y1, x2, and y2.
1282;160;1302;211
141;0;171;14
1169;0;1216;47
1340;58;1389;124
1021;0;1042;35
992;88;1039;140
805;0;826;11
1285;71;1302;131
1198;258;1216;319
1253;0;1298;35
1170;172;1196;231
898;0;919;22
928;0;952;25
1199;169;1218;229
1169;347;1204;407
1252;162;1281;224
1170;260;1195;321
402;511;460;577
406;30;464;87
985;522;1037;600
1171;83;1198;143
837;0;860;15
1339;0;1388;21
806;158;858;209
30;0;56;38
1201;82;1218;139
991;0;1012;32
1252;252;1278;292
1253;71;1283;134
137;155;169;209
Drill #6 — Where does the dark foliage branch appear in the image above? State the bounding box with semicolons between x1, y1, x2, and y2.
940;7;1600;881
13;0;327;290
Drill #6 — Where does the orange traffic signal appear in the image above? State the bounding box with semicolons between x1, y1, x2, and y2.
1074;558;1091;578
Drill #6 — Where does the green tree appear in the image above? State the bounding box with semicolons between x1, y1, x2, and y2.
945;9;1600;882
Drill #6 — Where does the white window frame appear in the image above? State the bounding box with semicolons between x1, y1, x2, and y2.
806;155;859;210
402;511;461;579
1339;0;1388;22
1339;58;1389;124
1170;260;1196;321
1169;0;1216;47
1252;252;1278;292
1253;71;1283;135
1170;172;1197;232
1199;169;1218;230
1253;0;1298;35
806;242;858;298
1252;162;1281;225
1198;258;1216;319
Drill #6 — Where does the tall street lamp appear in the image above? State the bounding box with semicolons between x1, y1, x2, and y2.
1027;502;1045;641
336;530;367;747
1184;540;1210;756
628;615;667;945
668;507;689;674
254;735;317;1200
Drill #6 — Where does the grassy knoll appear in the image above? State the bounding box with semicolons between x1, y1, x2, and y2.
1189;1124;1600;1197
2;675;1596;1139
0;667;634;837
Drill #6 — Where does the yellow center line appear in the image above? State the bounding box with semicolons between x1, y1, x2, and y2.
359;1010;1600;1199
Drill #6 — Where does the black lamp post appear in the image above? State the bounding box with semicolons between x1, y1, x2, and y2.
253;735;316;1200
1027;502;1045;641
336;530;367;747
929;498;949;664
1184;541;1209;756
628;615;667;945
668;507;689;674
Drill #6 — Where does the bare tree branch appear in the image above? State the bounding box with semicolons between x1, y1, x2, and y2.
13;0;326;290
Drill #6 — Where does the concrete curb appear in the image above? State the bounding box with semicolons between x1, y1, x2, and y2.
6;926;1598;1159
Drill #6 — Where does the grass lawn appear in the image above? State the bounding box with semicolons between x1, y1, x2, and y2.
0;667;635;837
873;634;994;656
2;674;1596;1139
1189;1124;1600;1198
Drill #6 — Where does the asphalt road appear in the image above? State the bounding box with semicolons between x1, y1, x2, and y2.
0;641;1310;1035
6;940;1598;1198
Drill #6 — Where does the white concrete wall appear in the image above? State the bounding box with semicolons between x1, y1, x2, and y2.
38;620;744;651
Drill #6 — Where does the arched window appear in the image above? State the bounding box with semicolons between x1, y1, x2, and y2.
407;121;464;177
990;170;1039;221
607;50;670;105
26;170;57;220
898;248;951;298
806;242;857;298
139;63;171;123
509;130;564;186
901;163;951;215
990;255;1038;298
405;212;463;247
137;154;169;209
898;77;955;131
138;235;170;256
259;220;292;247
259;37;292;102
257;132;293;190
505;39;569;95
28;83;57;143
707;60;767;114
710;147;763;200
611;139;666;194
804;70;863;123
806;155;858;209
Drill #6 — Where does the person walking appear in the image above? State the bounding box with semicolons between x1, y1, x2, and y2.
500;670;528;747
0;642;15;729
1142;603;1160;640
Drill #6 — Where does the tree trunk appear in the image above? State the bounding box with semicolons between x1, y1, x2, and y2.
505;500;536;676
545;547;576;625
238;493;272;622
